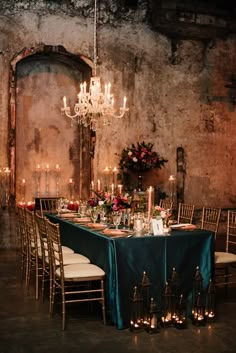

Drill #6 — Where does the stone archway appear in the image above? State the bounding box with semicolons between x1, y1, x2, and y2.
8;44;94;203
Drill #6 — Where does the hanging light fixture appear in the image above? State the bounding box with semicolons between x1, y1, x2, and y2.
61;0;128;131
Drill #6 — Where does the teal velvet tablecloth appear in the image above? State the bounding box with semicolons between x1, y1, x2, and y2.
47;215;214;330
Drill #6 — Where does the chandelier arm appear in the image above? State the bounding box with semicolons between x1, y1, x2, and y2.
93;0;97;76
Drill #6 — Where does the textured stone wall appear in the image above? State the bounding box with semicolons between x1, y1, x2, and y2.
0;0;235;207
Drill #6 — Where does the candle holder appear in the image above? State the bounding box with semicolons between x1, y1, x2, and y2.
204;279;216;323
140;271;151;328
45;165;50;196
1;167;10;208
54;164;61;197
168;175;176;205
193;266;203;297
175;294;187;329
20;179;26;203
169;267;181;324
129;286;143;332
161;282;174;327
147;297;159;334
192;292;205;326
34;164;41;197
192;267;205;326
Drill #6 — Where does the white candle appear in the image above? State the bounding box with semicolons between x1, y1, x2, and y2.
111;183;114;195
97;179;101;191
118;184;123;195
55;164;60;171
69;178;73;184
63;96;67;109
123;96;127;110
147;186;154;220
36;164;41;171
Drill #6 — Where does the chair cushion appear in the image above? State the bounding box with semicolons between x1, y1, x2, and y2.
56;263;105;279
62;253;90;265
62;246;74;254
215;251;236;264
39;246;75;257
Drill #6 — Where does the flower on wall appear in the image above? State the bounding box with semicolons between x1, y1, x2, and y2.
119;141;168;173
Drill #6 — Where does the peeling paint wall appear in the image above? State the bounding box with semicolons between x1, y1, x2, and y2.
0;0;235;207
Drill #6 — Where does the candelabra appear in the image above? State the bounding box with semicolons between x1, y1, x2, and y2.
54;164;60;197
45;165;50;196
34;164;41;197
0;167;11;208
20;179;26;203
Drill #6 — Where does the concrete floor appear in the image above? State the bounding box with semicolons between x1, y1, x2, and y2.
0;209;236;353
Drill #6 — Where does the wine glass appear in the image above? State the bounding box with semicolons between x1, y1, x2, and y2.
133;212;144;235
91;207;99;223
112;211;122;230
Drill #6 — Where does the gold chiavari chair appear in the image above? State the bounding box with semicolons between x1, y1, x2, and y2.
39;198;59;216
46;218;106;330
177;203;195;224
35;213;91;303
215;210;236;290
201;207;221;238
16;205;28;284
25;208;41;299
159;199;173;210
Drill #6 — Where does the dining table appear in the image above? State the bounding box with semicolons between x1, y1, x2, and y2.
47;214;214;329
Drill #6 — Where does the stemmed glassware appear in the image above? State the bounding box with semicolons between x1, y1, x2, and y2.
91;207;99;223
112;211;122;230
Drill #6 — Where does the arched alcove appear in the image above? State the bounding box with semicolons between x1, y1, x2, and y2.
8;44;94;203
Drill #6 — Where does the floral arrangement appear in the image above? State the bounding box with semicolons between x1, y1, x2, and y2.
119;141;168;173
88;191;132;212
152;205;172;219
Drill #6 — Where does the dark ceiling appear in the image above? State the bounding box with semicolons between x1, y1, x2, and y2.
150;0;236;40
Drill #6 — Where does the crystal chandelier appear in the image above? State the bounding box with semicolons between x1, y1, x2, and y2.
61;0;128;131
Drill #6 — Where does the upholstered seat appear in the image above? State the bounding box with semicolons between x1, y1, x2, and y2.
46;218;106;330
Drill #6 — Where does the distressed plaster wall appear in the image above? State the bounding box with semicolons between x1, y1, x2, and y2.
0;0;235;208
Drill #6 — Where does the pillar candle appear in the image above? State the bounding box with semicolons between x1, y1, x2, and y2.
147;186;154;220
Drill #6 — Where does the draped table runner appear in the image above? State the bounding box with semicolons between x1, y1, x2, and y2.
47;214;214;329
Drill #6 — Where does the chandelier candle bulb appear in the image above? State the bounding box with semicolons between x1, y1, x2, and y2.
63;96;67;109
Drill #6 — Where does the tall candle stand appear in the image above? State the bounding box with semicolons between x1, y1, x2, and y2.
3;167;11;208
168;175;176;205
34;164;41;197
21;179;26;203
45;165;50;196
54;164;61;197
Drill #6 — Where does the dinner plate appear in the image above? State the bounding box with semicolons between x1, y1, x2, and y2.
60;213;77;218
86;223;107;230
72;217;91;223
102;228;128;237
170;223;197;231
